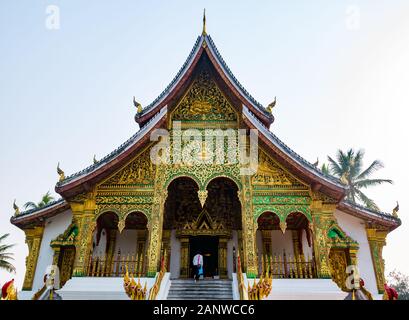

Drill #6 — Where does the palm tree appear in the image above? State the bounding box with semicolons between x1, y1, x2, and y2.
24;191;55;210
327;149;392;211
0;233;16;273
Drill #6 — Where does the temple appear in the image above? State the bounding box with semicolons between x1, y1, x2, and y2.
10;16;401;300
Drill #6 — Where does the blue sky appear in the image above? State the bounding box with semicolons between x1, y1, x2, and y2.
1;0;409;288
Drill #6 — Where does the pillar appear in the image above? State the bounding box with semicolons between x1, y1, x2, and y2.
310;201;334;279
366;227;388;293
218;238;228;278
261;230;272;274
136;230;147;275
71;198;96;277
240;176;258;278
22;226;44;290
179;237;190;278
146;190;167;277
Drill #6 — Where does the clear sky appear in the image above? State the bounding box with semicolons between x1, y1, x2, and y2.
1;0;409;289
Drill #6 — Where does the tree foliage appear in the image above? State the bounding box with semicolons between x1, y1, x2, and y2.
388;270;409;300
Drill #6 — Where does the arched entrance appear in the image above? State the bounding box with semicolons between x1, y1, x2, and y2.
257;211;316;278
163;176;242;279
88;211;148;277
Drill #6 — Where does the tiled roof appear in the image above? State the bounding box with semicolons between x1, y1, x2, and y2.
136;34;271;119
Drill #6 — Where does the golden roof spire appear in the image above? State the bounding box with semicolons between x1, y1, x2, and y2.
202;9;207;35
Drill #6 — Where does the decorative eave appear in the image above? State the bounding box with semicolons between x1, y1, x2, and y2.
55;106;168;198
242;105;347;200
135;34;274;127
338;200;401;231
10;198;69;229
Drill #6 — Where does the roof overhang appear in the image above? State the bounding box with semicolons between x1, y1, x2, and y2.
242;105;347;201
55;106;168;198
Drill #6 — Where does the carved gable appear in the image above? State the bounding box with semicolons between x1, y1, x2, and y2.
172;70;237;122
252;150;306;188
101;149;154;186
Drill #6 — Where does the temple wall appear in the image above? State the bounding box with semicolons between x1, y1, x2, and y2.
334;209;378;296
169;230;181;279
300;229;313;259
32;209;73;292
226;231;238;279
114;230;138;255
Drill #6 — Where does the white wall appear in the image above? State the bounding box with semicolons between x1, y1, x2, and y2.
31;209;73;292
114;230;138;255
301;229;313;260
334;209;379;296
169;229;181;279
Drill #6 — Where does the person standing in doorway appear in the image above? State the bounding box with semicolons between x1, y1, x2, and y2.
192;251;203;282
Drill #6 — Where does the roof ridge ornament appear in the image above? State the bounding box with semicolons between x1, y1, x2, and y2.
202;8;207;36
57;162;65;182
133;96;142;113
13;199;20;216
392;201;399;218
267;96;276;114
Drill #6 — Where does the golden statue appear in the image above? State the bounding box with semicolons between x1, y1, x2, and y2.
266;96;276;113
1;279;18;300
13;199;20;216
124;266;147;300
57;162;65;182
392;201;399;218
133;96;142;114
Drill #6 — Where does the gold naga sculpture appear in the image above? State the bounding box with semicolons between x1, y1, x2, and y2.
392;201;399;218
57;162;65;182
1;279;18;300
266;96;276;114
13;199;20;216
247;271;273;300
133;96;142;114
123;266;147;300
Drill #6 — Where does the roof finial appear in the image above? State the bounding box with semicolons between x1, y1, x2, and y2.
202;8;207;36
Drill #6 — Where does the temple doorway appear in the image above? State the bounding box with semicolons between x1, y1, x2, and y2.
189;236;219;278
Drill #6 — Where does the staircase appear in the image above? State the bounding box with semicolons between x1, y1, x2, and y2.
167;279;233;300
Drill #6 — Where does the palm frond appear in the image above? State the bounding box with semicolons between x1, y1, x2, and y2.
354;188;380;211
328;156;344;177
356;160;384;180
354;178;393;189
0;260;16;273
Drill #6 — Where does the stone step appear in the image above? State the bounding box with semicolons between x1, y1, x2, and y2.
167;279;233;300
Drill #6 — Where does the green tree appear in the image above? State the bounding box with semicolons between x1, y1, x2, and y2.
0;233;16;273
388;270;409;300
24;191;55;210
327;149;392;210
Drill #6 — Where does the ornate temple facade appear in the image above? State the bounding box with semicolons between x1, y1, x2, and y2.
11;22;401;300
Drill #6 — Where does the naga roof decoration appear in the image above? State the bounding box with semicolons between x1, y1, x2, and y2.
10;28;401;231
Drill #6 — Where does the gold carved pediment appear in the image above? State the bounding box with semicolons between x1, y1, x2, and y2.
101;148;154;186
252;150;305;187
172;70;237;122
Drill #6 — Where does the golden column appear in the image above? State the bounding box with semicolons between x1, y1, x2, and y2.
71;197;96;277
179;237;190;278
218;238;228;278
22;226;44;290
366;227;388;293
146;190;167;277
240;175;258;278
310;200;334;279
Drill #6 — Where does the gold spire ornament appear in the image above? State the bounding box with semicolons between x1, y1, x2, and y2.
392;201;399;218
133;96;142;114
13;200;20;216
266;97;276;114
202;9;207;35
57;162;65;182
93;154;98;164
